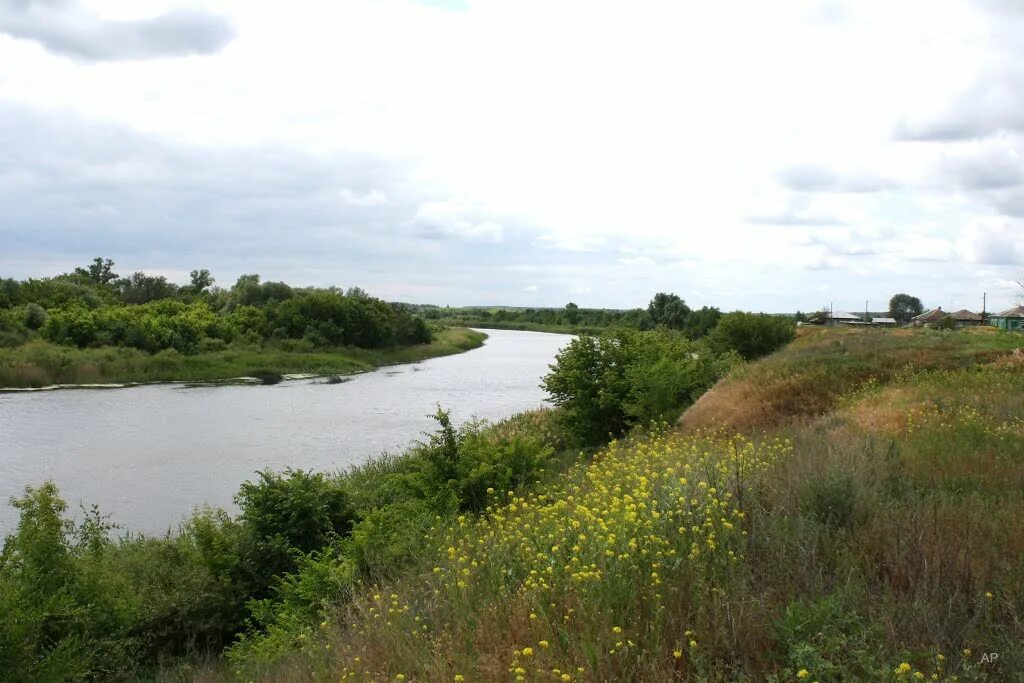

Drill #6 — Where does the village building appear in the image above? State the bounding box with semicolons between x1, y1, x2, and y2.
911;307;948;326
990;305;1024;332
950;309;984;326
804;311;863;326
911;307;984;328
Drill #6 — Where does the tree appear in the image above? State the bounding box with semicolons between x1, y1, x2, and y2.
708;312;795;360
647;292;690;329
681;306;721;339
564;302;580;325
23;303;47;330
889;293;923;325
0;278;20;308
189;269;214;294
74;257;119;286
117;272;178;304
541;334;632;445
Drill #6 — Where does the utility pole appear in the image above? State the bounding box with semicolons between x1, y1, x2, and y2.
983;292;987;323
865;299;869;324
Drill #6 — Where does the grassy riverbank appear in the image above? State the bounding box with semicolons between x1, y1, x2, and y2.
239;327;1024;681
0;327;486;388
5;326;1023;681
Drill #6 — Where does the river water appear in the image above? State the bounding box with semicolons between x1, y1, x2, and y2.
0;329;572;536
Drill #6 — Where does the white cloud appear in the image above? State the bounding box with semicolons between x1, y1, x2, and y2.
2;0;1024;310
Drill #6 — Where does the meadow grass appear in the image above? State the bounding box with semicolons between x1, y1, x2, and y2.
231;327;1024;681
0;328;486;388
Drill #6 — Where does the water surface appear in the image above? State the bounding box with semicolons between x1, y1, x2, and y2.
0;329;571;535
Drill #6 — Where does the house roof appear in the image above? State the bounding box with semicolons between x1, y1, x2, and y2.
872;317;897;324
950;309;983;321
830;311;862;320
912;307;947;323
995;305;1024;318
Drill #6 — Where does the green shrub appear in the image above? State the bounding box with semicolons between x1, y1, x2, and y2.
708;311;796;360
541;334;633;445
773;593;883;679
347;499;436;577
228;550;357;673
235;469;356;593
542;329;735;446
22;303;47;330
197;336;228;353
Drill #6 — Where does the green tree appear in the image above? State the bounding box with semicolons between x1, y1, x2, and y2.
117;272;178;304
564;302;580;325
0;278;20;308
708;311;795;360
189;269;215;294
681;305;721;339
541;334;633;445
647;292;690;329
74;257;119;286
888;293;923;324
23;303;47;330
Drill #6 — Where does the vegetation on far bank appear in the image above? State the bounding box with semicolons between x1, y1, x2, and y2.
411;293;730;337
0;258;481;388
0;327;486;389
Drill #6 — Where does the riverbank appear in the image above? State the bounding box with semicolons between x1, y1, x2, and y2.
237;326;1024;681
453;320;604;335
0;327;487;389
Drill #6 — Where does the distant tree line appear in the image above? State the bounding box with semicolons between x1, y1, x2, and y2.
0;258;431;352
416;291;729;337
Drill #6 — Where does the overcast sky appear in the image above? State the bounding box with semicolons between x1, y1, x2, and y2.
1;0;1023;312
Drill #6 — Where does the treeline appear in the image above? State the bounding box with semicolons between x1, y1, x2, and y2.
415;292;764;340
0;258;431;353
0;312;797;679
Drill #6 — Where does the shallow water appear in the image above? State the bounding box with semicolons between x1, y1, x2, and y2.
0;329;571;535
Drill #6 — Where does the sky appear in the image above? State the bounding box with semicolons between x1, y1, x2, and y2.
1;0;1023;312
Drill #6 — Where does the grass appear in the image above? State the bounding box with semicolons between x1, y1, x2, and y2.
0;328;487;389
680;325;1022;432
223;326;1024;681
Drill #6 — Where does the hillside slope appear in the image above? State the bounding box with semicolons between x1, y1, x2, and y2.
236;328;1024;681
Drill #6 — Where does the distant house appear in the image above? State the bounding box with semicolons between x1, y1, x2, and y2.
912;307;984;328
805;311;862;326
950;309;984;326
990;305;1024;332
832;311;863;326
911;307;948;326
871;317;897;327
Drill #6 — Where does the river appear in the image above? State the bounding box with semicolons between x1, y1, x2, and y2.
0;329;572;536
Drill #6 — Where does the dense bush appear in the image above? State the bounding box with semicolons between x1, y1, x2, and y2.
542;329;737;446
708;310;796;360
235;469;356;593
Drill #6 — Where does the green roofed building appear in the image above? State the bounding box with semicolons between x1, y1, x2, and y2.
990;305;1024;331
